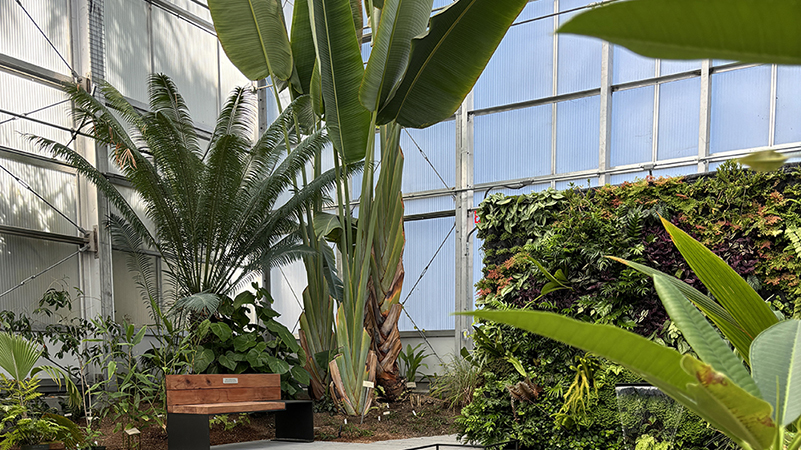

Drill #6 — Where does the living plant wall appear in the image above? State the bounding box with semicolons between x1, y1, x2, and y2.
459;162;801;449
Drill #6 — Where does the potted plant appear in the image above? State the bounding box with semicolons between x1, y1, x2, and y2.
0;405;68;450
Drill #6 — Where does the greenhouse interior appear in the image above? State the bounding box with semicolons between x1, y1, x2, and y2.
1;0;800;449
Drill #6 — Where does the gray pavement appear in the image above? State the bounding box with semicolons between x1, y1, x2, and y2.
213;435;469;450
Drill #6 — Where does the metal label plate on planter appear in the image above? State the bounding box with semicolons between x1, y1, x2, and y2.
223;377;239;384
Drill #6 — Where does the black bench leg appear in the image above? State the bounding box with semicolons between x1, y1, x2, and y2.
168;413;210;450
275;401;314;442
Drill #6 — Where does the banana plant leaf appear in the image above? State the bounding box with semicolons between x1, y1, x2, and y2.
208;0;294;81
557;0;801;65
750;320;801;426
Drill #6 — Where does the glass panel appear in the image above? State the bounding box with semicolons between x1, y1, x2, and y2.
611;86;654;167
361;42;371;63
112;250;159;325
556;95;600;173
474;104;552;185
0;234;80;325
613;46;655;85
775;66;801;145
0;72;73;156
404;196;454;216
401;120;456;192
657;77;701;160
661;60;702;76
710;66;771;153
399;217;455;331
474;1;554;109
105;0;150;103
0;158;78;235
474;184;551;208
0;0;71;74
152;8;219;129
270;260;306;331
557;0;601;95
609;170;648;184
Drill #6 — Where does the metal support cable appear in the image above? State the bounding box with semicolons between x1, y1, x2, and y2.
403;128;454;194
511;0;618;28
278;266;304;333
0;99;71;127
0;246;88;300
401;223;455;307
0;162;88;235
14;0;79;79
401;306;446;366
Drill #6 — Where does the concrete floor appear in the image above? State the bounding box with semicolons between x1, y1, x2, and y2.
213;435;473;450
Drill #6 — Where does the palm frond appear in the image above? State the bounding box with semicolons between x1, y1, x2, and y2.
106;214;160;303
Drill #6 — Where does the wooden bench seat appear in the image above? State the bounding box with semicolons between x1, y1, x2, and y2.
166;374;313;450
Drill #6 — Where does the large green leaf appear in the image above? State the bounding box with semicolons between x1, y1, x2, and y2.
661;217;778;342
359;0;434;111
308;0;372;162
652;275;759;398
208;0;294;81
557;0;801;65
739;150;788;173
290;0;317;95
751;320;801;425
0;332;41;381
610;256;753;363
466;310;695;402
682;357;775;450
376;0;528;127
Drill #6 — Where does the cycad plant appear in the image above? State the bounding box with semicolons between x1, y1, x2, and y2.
33;74;336;302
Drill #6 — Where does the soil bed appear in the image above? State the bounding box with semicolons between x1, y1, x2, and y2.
93;395;460;450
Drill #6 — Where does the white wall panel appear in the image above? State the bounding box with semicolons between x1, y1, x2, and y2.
0;157;77;235
0;235;80;325
399;217;455;331
0;72;72;156
105;0;150;103
218;42;251;113
152;8;219;129
0;0;71;74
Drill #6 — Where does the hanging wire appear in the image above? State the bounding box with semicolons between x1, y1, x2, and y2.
278;266;304;332
0;246;88;300
511;0;618;28
401;223;455;307
401;307;446;365
0;99;71;127
14;0;79;79
403;128;454;194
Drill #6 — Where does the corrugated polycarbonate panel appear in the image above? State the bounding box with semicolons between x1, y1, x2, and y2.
710;66;771;154
775;66;801;145
0;157;78;235
609;170;648;185
399;217;455;331
404;196;454;216
0;0;71;74
611;86;654;167
270;259;306;331
556;95;600;173
105;0;150;103
219;42;251;109
433;0;452;8
661;60;701;76
0;71;72;156
152;8;219;129
652;165;697;178
657;77;700;160
164;0;212;22
473;184;550;208
557;0;601;95
0;234;80;325
473;1;554;109
555;177;598;190
401;121;455;192
474;104;552;185
613;46;655;85
112;249;156;325
111;184;158;241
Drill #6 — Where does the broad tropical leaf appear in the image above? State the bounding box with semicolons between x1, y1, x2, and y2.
751;320;801;425
652;275;759;398
376;0;529;127
208;0;294;81
557;0;801;65
359;0;434;111
610;256;753;363
290;0;317;96
739;150;788;172
308;0;372;162
661;217;778;342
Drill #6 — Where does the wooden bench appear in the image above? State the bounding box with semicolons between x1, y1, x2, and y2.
166;374;313;450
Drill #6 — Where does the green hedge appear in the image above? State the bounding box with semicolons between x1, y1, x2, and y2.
459;162;801;449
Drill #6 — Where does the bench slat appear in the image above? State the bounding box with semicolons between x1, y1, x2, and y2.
169;401;286;415
167;386;280;407
166;374;280;390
